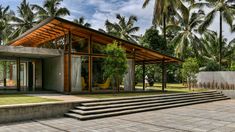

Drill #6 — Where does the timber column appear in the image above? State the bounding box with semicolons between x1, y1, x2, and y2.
88;35;92;92
17;57;20;91
162;59;166;92
142;61;145;91
64;31;72;93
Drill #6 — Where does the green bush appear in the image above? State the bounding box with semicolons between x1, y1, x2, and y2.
231;61;235;71
181;58;199;90
204;61;220;71
103;41;128;92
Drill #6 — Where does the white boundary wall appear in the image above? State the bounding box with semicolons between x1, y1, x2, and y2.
197;71;235;90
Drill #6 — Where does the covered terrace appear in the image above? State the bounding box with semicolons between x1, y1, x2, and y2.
7;17;181;93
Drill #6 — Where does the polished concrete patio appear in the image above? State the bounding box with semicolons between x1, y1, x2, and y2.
0;99;235;132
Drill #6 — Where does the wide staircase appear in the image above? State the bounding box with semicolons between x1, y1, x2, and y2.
65;91;229;120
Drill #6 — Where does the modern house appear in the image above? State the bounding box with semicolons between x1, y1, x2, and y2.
0;17;181;93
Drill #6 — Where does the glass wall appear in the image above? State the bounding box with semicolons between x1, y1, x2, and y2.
72;35;88;53
71;55;89;92
0;60;17;89
92;57;113;92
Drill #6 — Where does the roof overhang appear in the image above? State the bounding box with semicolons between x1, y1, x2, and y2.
8;17;182;63
0;46;63;58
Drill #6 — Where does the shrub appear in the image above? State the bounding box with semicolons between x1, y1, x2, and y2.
181;58;199;90
103;41;128;93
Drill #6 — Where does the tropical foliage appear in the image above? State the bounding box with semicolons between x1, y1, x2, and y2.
200;30;235;68
140;27;166;53
181;58;199;89
168;6;205;59
196;0;235;69
11;0;36;38
73;17;91;28
103;41;128;93
0;5;14;45
31;0;70;21
104;14;140;43
142;0;187;46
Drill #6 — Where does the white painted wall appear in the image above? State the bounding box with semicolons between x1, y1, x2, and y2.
197;71;235;89
124;59;135;91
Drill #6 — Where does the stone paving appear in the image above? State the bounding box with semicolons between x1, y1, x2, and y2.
1;99;235;132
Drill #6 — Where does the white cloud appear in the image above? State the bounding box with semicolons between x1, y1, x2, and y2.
2;0;235;41
84;0;154;35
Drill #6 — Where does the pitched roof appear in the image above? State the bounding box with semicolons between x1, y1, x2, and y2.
8;17;182;63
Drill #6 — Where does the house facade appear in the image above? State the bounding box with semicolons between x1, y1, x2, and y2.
0;17;181;93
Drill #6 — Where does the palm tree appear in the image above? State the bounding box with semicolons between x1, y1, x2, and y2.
168;5;205;59
104;14;140;43
0;5;14;45
11;0;37;37
73;17;91;28
201;30;235;68
197;0;235;70
32;0;70;21
142;0;187;46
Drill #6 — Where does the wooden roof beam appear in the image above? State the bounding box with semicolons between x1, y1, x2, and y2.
33;33;66;47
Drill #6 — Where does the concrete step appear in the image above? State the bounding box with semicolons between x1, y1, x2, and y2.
76;94;225;110
65;97;229;120
80;91;218;105
80;92;222;106
71;96;228;115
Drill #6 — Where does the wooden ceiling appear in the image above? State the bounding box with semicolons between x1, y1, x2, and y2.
8;17;182;64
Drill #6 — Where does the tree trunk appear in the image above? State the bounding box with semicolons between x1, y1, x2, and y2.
163;14;167;49
163;14;167;90
219;11;222;71
187;77;192;91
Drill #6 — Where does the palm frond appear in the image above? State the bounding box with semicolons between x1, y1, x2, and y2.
198;10;216;33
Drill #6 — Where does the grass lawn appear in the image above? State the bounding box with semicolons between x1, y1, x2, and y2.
78;87;208;99
0;94;59;105
136;83;187;88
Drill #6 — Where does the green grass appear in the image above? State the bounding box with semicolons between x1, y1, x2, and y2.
77;87;208;99
136;83;187;88
0;94;59;105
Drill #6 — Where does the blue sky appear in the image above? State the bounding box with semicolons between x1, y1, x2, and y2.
1;0;235;41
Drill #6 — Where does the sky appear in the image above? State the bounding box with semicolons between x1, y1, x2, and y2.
1;0;235;41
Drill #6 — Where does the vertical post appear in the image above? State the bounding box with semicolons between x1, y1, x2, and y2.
133;49;136;91
88;35;92;92
3;61;6;87
162;59;166;92
41;59;44;90
17;57;20;91
68;31;72;93
142;61;145;91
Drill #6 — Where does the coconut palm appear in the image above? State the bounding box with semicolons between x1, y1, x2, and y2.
201;30;235;67
168;5;205;59
197;0;235;70
0;5;14;45
32;0;70;21
11;0;37;37
73;17;91;28
104;14;140;43
142;0;187;45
